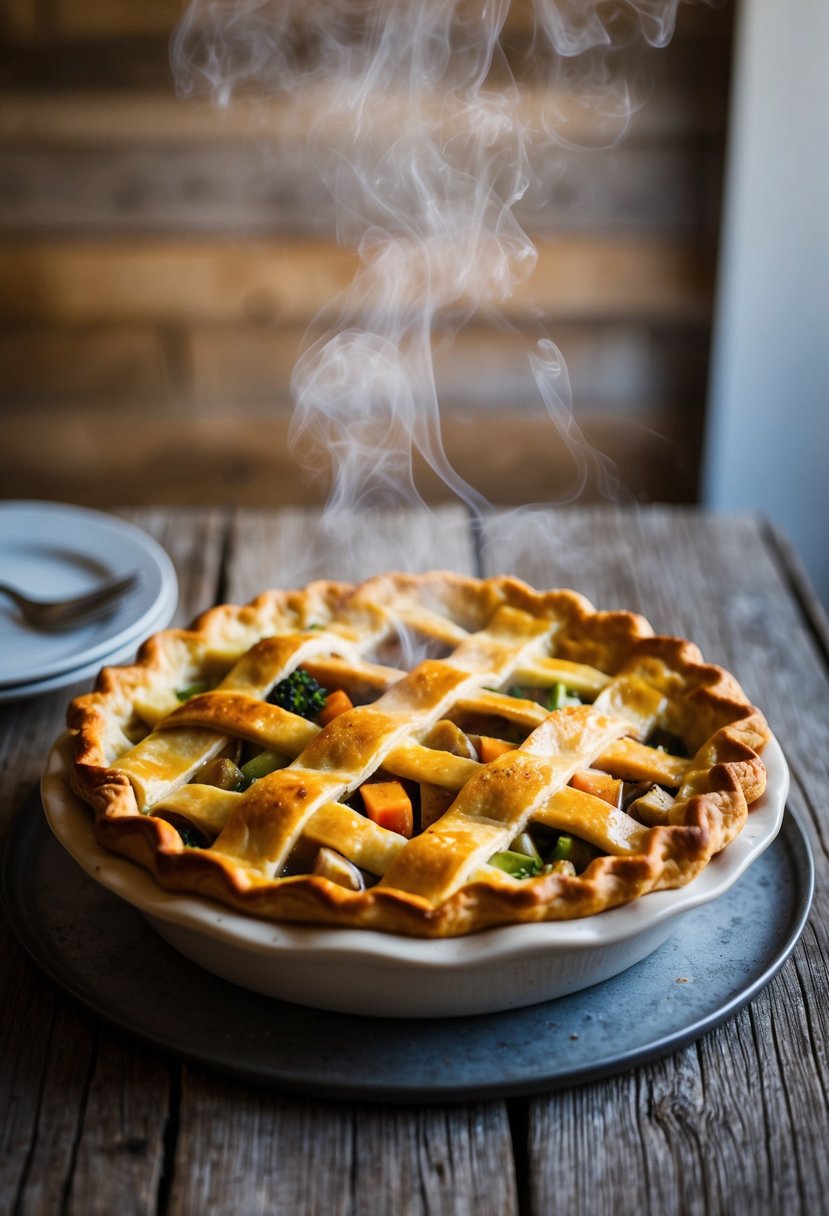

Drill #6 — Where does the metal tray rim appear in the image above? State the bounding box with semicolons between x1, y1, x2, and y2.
1;792;814;1104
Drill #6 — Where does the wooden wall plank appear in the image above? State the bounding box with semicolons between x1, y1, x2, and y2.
14;0;729;43
0;1;730;515
0;237;713;325
0;324;171;403
184;320;709;413
1;0;41;42
51;0;185;40
0;403;702;508
0;64;727;144
0;141;721;237
0;318;700;415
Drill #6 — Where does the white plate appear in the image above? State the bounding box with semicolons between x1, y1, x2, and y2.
42;733;789;1018
0;578;178;703
0;501;177;687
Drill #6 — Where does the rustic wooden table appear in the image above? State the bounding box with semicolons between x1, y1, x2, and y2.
2;506;827;1215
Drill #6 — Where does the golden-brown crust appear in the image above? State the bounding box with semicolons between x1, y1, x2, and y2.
66;572;770;937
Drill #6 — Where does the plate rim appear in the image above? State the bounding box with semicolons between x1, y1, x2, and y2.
0;501;177;687
0;579;178;703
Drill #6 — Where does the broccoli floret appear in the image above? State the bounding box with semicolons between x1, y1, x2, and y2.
268;668;328;719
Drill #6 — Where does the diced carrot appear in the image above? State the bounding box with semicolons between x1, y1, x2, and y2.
360;781;414;837
318;688;354;726
477;736;516;764
570;769;623;808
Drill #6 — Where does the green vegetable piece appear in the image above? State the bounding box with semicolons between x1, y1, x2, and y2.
547;682;581;711
550;834;594;872
489;850;543;880
268;668;328;720
507;685;527;699
238;750;289;790
175;681;210;702
551;834;574;861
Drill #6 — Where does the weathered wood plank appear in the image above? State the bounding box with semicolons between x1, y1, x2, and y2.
351;1102;517;1216
0;404;702;509
164;507;517;1216
169;1078;354;1216
226;503;476;594
2;505;826;1216
0;918;63;1207
0;509;227;1216
113;507;229;622
479;507;829;1216
63;1037;170;1216
171;1075;517;1216
6;1001;97;1216
0;236;714;325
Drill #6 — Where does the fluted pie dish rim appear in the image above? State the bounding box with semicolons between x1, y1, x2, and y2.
42;731;786;1015
60;572;772;941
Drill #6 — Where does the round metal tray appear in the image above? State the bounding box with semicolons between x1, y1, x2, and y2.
2;789;814;1103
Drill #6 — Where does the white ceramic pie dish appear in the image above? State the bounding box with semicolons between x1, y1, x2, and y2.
42;732;788;1018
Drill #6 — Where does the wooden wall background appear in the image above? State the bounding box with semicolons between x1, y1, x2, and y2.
0;0;733;508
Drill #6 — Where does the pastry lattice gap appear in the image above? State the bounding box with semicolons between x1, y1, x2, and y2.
111;598;692;905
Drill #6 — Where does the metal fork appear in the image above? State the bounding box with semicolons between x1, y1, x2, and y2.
0;573;140;630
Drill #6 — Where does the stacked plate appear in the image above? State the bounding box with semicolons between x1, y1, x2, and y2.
0;502;177;703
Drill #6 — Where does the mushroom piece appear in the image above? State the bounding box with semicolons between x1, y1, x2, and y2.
423;719;478;760
629;784;675;826
511;831;542;861
193;757;244;790
312;847;366;891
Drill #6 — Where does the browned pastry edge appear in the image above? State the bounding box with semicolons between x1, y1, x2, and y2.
66;572;770;938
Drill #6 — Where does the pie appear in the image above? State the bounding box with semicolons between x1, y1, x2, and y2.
67;572;769;937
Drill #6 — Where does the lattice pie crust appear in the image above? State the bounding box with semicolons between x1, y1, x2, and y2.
68;573;769;937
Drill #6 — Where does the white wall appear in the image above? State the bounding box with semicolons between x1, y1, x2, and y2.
703;0;829;609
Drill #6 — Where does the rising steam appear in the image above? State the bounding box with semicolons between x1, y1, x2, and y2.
172;0;699;566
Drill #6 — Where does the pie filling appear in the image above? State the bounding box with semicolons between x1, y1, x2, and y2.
67;573;769;936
